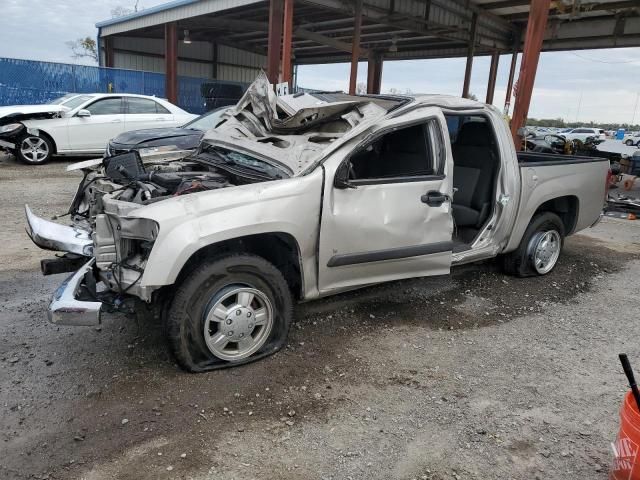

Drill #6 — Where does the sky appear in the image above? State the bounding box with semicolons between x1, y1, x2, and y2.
1;0;639;124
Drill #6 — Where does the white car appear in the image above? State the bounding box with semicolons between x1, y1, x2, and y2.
561;127;606;142
0;93;196;164
623;132;640;147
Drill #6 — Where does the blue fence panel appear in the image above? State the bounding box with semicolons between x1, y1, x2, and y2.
0;57;208;114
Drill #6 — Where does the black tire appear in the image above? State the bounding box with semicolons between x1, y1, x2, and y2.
166;253;293;372
626;140;634;146
16;133;54;165
502;212;565;277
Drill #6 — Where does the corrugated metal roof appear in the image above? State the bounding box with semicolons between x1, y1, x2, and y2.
96;0;201;28
97;0;264;37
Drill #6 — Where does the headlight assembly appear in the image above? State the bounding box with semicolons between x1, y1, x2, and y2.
0;123;23;134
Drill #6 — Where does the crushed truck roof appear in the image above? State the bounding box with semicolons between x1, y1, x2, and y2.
203;72;489;175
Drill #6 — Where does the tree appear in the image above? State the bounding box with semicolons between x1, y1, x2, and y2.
387;87;414;95
356;82;367;95
111;1;140;18
65;37;98;63
111;6;134;17
467;92;478;101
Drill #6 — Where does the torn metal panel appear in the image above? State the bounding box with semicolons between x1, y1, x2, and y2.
0;104;68;123
202;71;392;174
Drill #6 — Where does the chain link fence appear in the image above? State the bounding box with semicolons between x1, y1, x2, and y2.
0;57;208;114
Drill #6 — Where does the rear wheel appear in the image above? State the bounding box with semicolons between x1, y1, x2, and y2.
16;134;53;164
166;253;292;372
626;139;634;146
503;212;565;277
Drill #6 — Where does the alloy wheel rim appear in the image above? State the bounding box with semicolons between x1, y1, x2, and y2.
20;137;48;162
530;230;561;274
203;285;274;361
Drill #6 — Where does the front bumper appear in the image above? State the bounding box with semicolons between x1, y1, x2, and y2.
49;259;102;326
25;204;93;256
0;138;15;150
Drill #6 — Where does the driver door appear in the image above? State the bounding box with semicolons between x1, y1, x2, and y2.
67;97;125;152
318;108;454;294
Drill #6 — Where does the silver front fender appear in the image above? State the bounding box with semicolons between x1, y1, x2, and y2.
25;204;93;256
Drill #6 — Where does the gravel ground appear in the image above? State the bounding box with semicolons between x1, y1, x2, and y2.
2;154;640;480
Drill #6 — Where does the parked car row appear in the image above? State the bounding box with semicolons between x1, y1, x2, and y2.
0;93;196;164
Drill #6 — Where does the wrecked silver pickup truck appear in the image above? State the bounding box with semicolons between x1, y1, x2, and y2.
26;73;609;371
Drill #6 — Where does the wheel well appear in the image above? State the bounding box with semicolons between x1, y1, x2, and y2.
39;130;57;154
533;196;579;234
175;232;303;300
22;129;57;154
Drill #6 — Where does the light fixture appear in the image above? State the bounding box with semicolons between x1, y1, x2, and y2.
183;29;192;44
389;37;398;53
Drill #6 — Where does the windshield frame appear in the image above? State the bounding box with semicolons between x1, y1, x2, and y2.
197;141;292;179
48;94;79;105
183;106;230;131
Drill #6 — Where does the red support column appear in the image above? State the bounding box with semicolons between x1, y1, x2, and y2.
486;51;499;104
462;12;477;99
510;0;551;149
282;0;294;88
164;22;178;104
367;52;383;94
104;37;114;68
349;0;363;95
267;0;284;85
504;43;518;115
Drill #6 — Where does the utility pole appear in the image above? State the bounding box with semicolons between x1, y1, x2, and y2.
632;92;639;127
575;91;583;124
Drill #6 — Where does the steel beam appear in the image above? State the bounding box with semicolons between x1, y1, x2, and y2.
504;40;518;115
267;0;284;84
367;51;383;94
510;0;551;149
212;40;218;78
164;22;178;104
300;0;511;50
282;0;294;86
104;36;115;68
462;12;477;98
486;50;499;104
295;27;369;55
349;0;363;95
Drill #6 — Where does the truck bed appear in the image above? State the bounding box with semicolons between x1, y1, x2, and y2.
517;151;610;166
504;150;609;253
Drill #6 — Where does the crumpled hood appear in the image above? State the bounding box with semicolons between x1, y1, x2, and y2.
111;127;202;146
0;104;67;120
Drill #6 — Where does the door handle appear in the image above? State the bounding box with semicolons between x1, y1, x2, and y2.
110;119;122;123
421;190;449;207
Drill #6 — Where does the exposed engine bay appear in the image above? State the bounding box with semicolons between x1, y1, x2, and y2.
71;146;286;218
60;145;289;303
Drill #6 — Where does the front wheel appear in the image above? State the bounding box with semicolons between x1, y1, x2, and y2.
16;134;53;164
502;212;565;277
626;139;634;146
166;253;293;372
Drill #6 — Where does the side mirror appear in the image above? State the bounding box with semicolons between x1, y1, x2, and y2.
334;161;356;190
77;109;91;117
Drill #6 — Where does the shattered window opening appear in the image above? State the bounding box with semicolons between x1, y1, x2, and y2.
348;123;436;181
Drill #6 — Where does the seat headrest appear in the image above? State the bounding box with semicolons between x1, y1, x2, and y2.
456;122;492;147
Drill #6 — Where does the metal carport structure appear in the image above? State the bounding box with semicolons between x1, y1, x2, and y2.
96;0;640;145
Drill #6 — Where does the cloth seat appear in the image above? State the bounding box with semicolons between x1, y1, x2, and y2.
451;122;497;228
